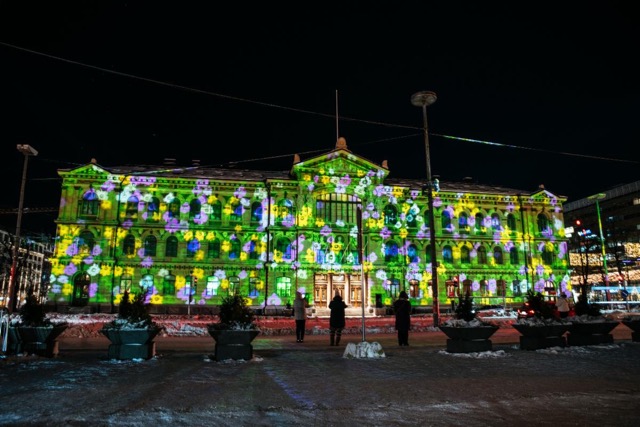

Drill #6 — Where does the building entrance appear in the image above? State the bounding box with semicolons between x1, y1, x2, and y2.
314;273;363;308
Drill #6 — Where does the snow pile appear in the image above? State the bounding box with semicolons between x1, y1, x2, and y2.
343;341;386;359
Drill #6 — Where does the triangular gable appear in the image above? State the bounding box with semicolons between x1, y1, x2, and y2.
291;138;388;185
58;163;110;179
528;188;567;205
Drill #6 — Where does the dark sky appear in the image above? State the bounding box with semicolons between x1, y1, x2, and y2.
1;2;638;238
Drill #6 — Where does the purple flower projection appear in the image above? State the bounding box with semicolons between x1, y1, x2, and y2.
66;244;78;257
320;225;332;237
64;263;77;276
89;282;98;298
101;180;115;192
141;256;153;268
380;227;391;239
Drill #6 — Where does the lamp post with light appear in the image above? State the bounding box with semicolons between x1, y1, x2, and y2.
7;144;38;313
411;91;440;327
588;192;608;286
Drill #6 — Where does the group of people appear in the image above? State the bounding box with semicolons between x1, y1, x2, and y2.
293;289;413;347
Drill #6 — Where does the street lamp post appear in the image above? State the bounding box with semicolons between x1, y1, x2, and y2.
8;144;38;313
411;91;440;327
588;193;608;286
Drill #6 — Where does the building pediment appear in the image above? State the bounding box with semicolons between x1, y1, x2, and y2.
290;138;389;188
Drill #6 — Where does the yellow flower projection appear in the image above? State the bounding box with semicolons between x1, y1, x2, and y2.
304;249;316;263
150;294;163;304
61;283;73;297
100;264;113;276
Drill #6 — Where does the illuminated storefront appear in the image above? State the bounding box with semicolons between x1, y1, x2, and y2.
48;138;572;313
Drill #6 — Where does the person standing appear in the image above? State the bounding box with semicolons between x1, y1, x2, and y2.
293;291;308;343
329;291;347;346
393;290;412;346
556;292;571;318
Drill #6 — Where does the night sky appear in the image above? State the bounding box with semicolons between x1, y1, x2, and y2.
1;2;638;238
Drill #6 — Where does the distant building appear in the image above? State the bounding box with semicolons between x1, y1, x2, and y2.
0;229;53;309
563;181;640;305
48;138;571;314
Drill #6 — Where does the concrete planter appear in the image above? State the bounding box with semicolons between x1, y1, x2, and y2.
14;323;69;357
568;321;620;346
208;327;260;361
438;325;499;353
622;319;640;342
512;323;571;350
100;327;163;360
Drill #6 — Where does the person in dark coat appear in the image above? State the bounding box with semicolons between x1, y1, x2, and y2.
329;291;347;346
393;290;412;346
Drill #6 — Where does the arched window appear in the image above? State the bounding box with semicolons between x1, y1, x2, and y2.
441;210;452;233
407;244;418;263
537;213;549;234
475;213;485;234
143;235;157;256
275;237;292;261
165;235;178;257
126;195;139;217
510;246;519;264
167;197;181;219
162;274;176;296
187;238;199;258
477;246;488;264
120;275;132;294
423;209;431;229
229;237;241;259
251;201;263;224
146;196;160;222
493;246;504;264
383;204;398;226
442;245;453;263
206;275;220;296
78;230;95;254
275;276;292;299
460;246;470;264
140;274;154;294
385;240;399;263
425;244;432;264
542;245;555;265
79;188;99;217
189;198;202;220
228;276;241;295
248;240;259;260
208;239;221;259
210;200;222;221
491;213;501;231
277;198;295;226
406;204;420;228
458;212;469;232
123;234;136;256
507;213;516;231
230;199;243;223
73;271;90;303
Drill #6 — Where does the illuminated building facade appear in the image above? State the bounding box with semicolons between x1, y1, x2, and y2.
0;229;53;308
48;138;571;313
